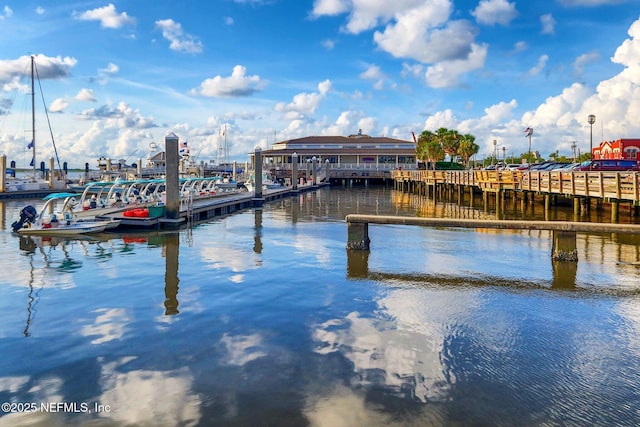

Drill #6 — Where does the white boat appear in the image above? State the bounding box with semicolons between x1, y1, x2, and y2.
11;193;120;236
243;173;285;193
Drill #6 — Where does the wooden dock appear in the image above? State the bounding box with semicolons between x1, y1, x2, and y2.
98;184;323;229
345;213;640;264
392;169;640;222
393;169;640;201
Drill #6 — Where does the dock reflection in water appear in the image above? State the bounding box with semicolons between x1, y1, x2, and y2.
0;187;640;426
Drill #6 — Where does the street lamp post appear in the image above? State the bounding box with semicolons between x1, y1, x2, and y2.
571;141;577;162
492;140;497;165
525;127;533;164
588;114;596;166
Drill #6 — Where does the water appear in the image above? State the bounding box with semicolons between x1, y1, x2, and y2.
1;187;640;426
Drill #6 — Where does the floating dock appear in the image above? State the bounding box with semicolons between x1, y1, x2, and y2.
96;184;322;230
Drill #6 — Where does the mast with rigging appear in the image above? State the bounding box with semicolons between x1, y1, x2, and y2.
30;55;36;177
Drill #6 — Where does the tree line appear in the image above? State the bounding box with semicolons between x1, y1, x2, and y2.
416;128;479;169
416;128;590;169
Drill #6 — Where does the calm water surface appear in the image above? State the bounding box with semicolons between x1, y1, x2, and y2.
1;186;640;426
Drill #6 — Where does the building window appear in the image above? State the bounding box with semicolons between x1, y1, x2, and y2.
379;155;396;164
398;156;415;164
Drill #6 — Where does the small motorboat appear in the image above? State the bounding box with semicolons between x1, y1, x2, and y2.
11;193;120;236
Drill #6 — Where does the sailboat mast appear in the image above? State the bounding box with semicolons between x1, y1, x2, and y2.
31;55;36;177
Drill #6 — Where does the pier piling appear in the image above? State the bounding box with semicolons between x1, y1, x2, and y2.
165;132;180;220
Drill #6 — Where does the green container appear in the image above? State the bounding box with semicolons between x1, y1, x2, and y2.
148;205;166;218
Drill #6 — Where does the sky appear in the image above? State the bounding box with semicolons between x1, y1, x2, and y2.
0;0;639;168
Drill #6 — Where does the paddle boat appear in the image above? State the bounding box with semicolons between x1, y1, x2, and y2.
11;193;121;236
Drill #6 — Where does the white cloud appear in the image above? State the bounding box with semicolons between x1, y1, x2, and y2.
373;6;473;63
526;83;591;128
49;98;68;113
322;39;336;50
275;79;332;119
79;102;158;131
310;0;350;17
190;65;265;98
540;13;556;35
73;4;135;29
100;63;119;75
513;41;528;53
1;5;13;19
360;64;384;80
155;19;203;54
312;1;483;89
437;14;640;159
557;0;626;5
472;0;518;26
322;110;364;136
573;51;600;76
425;43;488;88
483;99;518;122
423;109;458;131
0;55;77;92
359;64;386;89
76;88;97;102
612;18;640;70
312;0;403;33
527;54;549;76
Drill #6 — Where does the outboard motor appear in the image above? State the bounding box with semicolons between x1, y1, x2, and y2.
11;205;38;232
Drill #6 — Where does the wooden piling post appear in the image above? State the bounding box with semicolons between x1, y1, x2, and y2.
254;147;264;206
552;230;578;262
0;154;6;192
347;221;370;250
165;132;180;219
544;194;551;213
292;152;298;191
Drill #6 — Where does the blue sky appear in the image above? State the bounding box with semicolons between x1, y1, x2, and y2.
0;0;639;168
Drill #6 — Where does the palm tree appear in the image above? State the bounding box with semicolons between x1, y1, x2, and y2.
417;130;444;169
437;128;460;165
458;134;479;169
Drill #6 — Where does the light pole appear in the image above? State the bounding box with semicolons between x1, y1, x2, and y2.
525;127;533;164
492;140;497;165
588;114;596;164
502;146;506;165
571;141;577;162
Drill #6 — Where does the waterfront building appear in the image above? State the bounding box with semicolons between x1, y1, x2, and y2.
593;138;640;160
250;130;416;183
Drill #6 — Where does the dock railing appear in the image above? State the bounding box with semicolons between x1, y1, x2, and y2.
391;169;640;203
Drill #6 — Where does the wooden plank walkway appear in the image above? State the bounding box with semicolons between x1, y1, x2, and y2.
391;170;640;203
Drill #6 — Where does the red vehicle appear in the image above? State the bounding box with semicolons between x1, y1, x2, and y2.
575;159;640;171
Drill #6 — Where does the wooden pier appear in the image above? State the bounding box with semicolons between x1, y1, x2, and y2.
392;169;640;222
345;214;640;263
